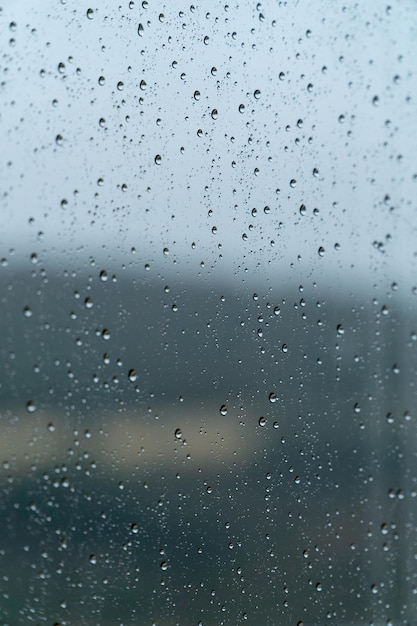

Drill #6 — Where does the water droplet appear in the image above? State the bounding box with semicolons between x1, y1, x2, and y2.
269;392;277;403
259;416;267;427
203;35;209;45
172;303;178;312
238;104;245;113
23;306;32;318
128;369;137;382
372;95;380;106
139;79;147;90
117;81;124;91
89;554;97;565
336;324;344;335
98;76;105;86
289;179;297;188
47;422;55;432
84;297;93;309
55;134;63;146
194;90;201;101
131;523;139;534
254;89;261;99
137;23;144;36
99;270;108;281
26;401;37;413
154;154;162;165
316;582;322;592
219;405;228;416
86;8;94;19
175;428;182;439
102;329;111;340
211;108;218;120
318;246;325;257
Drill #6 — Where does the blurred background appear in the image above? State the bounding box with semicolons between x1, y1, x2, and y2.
0;1;416;624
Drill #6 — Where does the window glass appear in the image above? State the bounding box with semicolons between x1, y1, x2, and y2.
1;1;416;624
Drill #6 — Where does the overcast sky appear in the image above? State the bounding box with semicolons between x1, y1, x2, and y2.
1;0;416;296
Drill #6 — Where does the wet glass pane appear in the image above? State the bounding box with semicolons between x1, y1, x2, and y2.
1;1;416;624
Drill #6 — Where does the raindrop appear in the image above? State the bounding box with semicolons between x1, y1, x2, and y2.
259;416;267;427
269;392;277;403
194;90;201;101
26;401;37;413
128;369;137;382
254;89;261;99
238;104;245;113
211;109;218;120
55;134;63;146
220;405;228;416
336;324;344;335
89;554;97;565
155;154;162;165
23;306;32;318
175;428;182;439
86;8;94;19
100;270;108;281
140;80;147;90
318;246;325;257
102;329;111;340
131;523;139;534
137;23;144;36
117;81;124;91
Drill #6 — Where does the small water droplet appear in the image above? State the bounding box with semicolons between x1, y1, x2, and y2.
137;23;144;36
128;369;137;382
238;104;245;113
23;306;32;318
89;554;97;565
26;401;37;413
86;8;94;19
254;89;261;99
175;428;182;439
259;416;267;427
154;154;162;165
194;90;201;101
102;329;111;340
117;81;124;91
318;246;325;257
140;79;147;90
269;392;277;403
211;108;218;120
220;405;228;416
131;523;139;534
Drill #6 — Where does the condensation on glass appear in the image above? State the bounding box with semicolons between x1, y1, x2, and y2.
0;1;416;624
